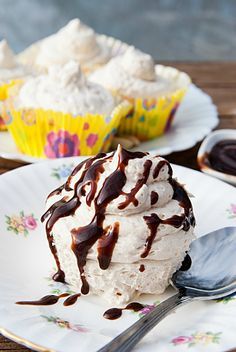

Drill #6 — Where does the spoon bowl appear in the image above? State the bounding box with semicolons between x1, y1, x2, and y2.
172;226;236;298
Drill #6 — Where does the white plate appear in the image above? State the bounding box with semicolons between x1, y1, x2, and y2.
0;84;218;163
0;157;236;352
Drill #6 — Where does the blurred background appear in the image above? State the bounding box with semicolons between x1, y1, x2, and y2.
0;0;236;60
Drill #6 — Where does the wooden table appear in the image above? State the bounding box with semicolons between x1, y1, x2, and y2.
0;62;235;351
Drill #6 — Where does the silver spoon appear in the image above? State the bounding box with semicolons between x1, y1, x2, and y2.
98;227;236;352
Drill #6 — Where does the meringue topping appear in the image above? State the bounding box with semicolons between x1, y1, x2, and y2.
121;48;156;81
16;61;115;116
35;19;110;70
42;146;195;298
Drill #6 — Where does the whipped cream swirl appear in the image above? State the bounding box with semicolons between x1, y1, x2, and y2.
42;146;195;301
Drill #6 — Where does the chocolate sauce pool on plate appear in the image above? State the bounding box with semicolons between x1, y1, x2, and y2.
16;293;70;306
16;293;81;307
103;302;145;320
63;293;81;306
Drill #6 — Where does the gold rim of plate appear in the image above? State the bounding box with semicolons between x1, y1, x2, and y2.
0;326;56;352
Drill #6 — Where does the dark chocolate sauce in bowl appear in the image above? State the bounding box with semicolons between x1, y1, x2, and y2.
208;140;236;176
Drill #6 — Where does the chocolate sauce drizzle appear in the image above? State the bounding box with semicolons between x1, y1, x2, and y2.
42;147;146;294
118;159;152;209
16;292;81;307
153;159;172;179
150;191;159;205
63;293;81;306
71;149;146;294
139;264;145;272
41;146;195;296
141;179;195;258
41;154;107;284
171;179;195;229
16;293;70;306
48;184;66;198
179;253;192;271
97;222;119;270
103;302;145;320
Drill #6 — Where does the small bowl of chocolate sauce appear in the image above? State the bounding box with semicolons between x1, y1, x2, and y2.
197;129;236;186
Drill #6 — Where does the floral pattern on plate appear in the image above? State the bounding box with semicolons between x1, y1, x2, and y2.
138;301;160;318
5;211;37;236
226;203;236;219
51;163;75;180
41;315;89;333
171;332;222;347
216;294;236;304
45;274;76;295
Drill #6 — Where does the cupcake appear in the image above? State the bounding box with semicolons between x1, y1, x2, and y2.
0;40;30;130
18;19;130;73
42;145;195;304
4;61;130;158
90;48;191;141
34;19;112;73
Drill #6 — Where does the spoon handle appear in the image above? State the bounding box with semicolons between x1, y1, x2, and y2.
98;291;192;352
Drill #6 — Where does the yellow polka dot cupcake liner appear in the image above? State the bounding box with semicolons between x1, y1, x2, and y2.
118;88;186;141
0;80;21;131
2;101;131;158
117;65;191;141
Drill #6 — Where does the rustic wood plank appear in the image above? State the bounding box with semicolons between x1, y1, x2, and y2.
201;88;236;115
161;62;236;85
0;335;31;351
0;62;235;351
218;115;236;129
